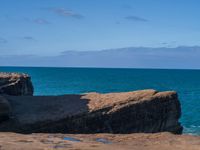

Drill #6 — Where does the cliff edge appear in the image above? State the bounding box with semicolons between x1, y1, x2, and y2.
0;73;182;134
0;73;33;96
1;90;182;134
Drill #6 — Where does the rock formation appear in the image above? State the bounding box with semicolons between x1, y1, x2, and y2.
0;73;34;96
0;72;198;150
0;90;182;134
0;72;182;134
0;96;11;122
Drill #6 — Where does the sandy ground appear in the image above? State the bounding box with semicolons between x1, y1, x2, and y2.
0;132;199;150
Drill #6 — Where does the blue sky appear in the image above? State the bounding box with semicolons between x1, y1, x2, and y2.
1;0;200;56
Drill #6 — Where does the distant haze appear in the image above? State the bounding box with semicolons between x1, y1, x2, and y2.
1;46;200;69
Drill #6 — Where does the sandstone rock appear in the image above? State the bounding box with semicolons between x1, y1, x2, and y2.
0;73;34;96
0;90;182;134
0;132;199;150
0;96;11;122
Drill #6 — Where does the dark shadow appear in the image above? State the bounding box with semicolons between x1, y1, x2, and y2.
0;94;90;134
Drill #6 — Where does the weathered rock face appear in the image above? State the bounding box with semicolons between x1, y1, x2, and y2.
0;73;34;96
0;96;11;122
0;133;199;150
0;90;182;134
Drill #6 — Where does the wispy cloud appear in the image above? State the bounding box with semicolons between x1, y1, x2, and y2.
122;4;132;9
161;42;168;45
1;46;200;69
0;38;7;44
115;21;121;25
24;18;50;25
160;41;177;47
50;8;84;19
125;15;148;22
33;18;50;24
22;36;36;41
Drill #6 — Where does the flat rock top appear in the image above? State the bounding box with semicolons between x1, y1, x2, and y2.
0;132;199;150
0;73;29;79
5;90;177;124
84;89;177;111
0;73;30;87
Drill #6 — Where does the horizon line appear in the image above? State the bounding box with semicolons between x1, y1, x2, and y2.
1;65;200;71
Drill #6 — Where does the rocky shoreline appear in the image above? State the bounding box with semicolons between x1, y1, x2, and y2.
0;89;182;134
0;132;199;150
0;72;199;149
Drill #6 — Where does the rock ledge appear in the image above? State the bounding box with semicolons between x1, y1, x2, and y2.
0;89;182;134
0;73;34;96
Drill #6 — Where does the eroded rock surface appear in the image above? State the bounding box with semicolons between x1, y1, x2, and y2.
0;96;11;122
0;73;33;96
0;132;199;150
0;90;182;134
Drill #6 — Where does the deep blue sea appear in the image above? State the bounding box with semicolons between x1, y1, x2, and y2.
0;67;200;135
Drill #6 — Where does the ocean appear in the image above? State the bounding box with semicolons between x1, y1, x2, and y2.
0;66;200;135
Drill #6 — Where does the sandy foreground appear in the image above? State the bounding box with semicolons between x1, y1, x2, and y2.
0;132;200;150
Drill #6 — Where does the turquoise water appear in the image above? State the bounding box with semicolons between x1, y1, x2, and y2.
0;67;200;135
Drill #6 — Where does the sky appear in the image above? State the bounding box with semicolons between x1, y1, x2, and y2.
1;0;200;56
1;46;200;69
